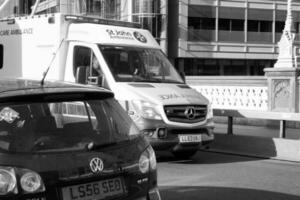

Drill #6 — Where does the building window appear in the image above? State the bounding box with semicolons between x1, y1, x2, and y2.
246;20;273;33
223;60;247;75
105;0;121;19
188;17;201;29
247;20;272;42
132;0;163;42
219;7;245;31
218;6;245;42
275;21;285;33
188;17;216;41
179;58;274;76
260;21;272;32
218;18;244;42
19;0;35;15
294;11;300;33
188;5;216;18
219;18;244;31
219;19;230;31
247;8;273;43
231;19;244;31
188;5;216;30
86;0;105;16
0;45;3;69
187;5;216;41
188;17;215;30
200;18;215;30
248;20;259;32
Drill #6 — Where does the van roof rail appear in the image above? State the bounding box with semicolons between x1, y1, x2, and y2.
64;15;142;29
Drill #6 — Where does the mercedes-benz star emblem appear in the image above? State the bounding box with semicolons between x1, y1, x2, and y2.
184;107;196;120
90;157;104;173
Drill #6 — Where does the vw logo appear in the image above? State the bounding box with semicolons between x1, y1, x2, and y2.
184;107;196;120
133;31;147;43
90;157;104;173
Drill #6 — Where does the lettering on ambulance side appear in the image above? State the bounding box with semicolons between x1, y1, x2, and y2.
105;29;147;43
159;93;202;100
0;28;33;36
106;29;134;40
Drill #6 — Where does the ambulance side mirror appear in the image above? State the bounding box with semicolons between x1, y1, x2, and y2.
88;75;105;87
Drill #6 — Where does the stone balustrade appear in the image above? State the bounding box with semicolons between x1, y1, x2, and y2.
186;76;268;111
186;75;300;137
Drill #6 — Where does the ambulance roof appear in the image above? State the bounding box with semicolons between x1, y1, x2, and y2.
67;22;161;49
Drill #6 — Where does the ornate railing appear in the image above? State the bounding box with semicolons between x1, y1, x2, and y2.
186;76;268;110
186;76;300;138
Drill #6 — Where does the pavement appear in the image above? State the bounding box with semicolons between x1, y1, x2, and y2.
205;123;300;162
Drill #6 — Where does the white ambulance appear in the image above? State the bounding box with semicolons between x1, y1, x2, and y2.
0;13;214;158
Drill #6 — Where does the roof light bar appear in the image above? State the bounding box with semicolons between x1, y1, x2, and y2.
65;15;141;29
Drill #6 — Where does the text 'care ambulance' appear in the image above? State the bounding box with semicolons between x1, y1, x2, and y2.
0;13;214;158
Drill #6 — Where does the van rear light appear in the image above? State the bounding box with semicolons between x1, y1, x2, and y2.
20;170;45;193
148;146;157;171
0;167;45;195
139;146;157;173
139;153;149;174
0;168;17;195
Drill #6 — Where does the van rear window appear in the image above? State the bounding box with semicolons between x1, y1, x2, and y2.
0;98;139;153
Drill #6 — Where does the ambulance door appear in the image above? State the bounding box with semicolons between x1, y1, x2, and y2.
64;42;111;89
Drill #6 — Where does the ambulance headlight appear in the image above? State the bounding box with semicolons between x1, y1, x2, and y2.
132;100;162;120
207;102;213;119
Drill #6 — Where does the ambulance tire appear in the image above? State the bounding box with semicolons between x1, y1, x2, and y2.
172;150;197;159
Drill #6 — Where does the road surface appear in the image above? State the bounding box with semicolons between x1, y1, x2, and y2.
157;151;300;200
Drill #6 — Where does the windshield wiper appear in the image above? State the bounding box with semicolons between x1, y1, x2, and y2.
162;80;183;84
133;78;162;83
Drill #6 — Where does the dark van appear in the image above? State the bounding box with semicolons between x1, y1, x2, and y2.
0;79;160;200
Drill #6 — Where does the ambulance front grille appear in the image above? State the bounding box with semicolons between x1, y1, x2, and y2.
164;105;207;123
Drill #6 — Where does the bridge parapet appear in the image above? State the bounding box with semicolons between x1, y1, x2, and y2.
186;76;268;110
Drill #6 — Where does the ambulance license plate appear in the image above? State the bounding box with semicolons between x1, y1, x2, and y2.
179;135;202;143
62;177;125;200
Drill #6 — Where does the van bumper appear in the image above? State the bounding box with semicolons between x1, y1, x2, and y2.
137;120;214;153
149;128;214;153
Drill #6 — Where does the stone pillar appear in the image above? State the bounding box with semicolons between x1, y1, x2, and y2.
264;68;300;112
264;0;300;112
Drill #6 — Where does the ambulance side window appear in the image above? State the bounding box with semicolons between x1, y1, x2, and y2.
73;46;107;88
73;46;92;84
0;45;3;69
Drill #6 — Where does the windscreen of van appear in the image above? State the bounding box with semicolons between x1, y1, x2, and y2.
100;46;184;83
0;98;139;153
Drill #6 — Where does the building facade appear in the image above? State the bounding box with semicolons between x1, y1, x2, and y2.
0;0;121;19
1;0;300;76
169;0;300;76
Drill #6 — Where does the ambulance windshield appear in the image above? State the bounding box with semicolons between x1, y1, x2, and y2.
100;46;184;84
